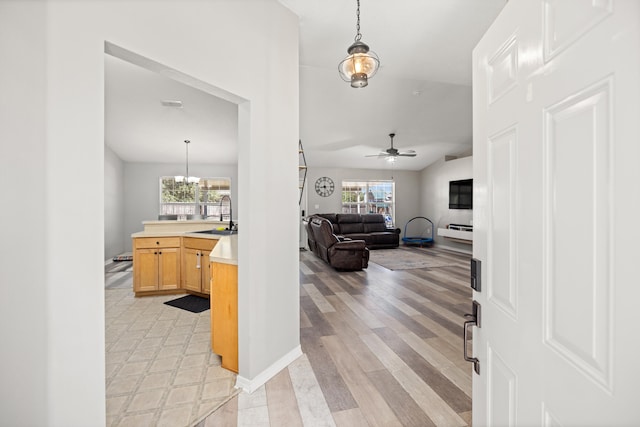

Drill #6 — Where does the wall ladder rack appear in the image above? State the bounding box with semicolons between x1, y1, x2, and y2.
298;140;307;205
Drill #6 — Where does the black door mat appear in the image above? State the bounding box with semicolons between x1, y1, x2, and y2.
164;295;210;313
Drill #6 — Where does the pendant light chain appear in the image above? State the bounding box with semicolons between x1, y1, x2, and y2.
355;0;362;42
185;140;190;182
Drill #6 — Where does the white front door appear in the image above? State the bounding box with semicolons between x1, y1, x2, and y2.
471;1;640;425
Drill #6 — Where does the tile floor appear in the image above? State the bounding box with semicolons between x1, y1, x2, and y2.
105;259;238;427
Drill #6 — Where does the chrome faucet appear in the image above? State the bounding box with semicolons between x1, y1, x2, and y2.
219;194;234;231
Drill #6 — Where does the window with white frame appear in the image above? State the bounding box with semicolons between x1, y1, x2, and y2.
341;180;395;226
159;177;231;218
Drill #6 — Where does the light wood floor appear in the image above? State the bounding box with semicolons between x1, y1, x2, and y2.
198;246;473;427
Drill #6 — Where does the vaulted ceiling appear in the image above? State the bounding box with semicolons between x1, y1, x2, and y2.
105;55;239;166
105;0;506;171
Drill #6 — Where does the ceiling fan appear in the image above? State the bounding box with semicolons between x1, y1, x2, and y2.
365;133;416;160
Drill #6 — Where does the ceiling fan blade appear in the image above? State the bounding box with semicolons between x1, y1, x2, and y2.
366;134;418;159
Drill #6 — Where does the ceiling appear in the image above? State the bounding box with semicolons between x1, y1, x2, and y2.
105;55;238;165
105;0;506;171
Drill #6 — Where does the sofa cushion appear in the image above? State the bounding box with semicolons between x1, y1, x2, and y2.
339;222;364;234
337;213;361;224
361;214;388;232
363;222;387;233
317;213;338;223
368;232;399;246
361;214;385;223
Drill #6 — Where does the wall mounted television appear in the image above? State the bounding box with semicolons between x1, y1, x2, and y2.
449;179;473;209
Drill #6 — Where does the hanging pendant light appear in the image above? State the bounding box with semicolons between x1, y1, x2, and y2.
338;0;380;88
175;140;199;184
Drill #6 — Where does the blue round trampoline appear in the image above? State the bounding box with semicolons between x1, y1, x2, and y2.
402;216;435;247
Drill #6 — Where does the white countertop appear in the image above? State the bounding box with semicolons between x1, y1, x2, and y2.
131;230;222;240
131;229;238;264
140;219;237;234
142;219;225;225
209;235;238;265
131;219;238;262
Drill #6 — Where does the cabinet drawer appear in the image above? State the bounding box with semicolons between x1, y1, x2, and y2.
134;237;181;248
182;237;217;251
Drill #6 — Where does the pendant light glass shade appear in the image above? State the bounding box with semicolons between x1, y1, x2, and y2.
338;0;379;88
338;41;380;88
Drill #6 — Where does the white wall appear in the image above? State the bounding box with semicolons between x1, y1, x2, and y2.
1;1;299;425
105;146;125;259
0;2;48;425
122;162;238;251
306;167;422;234
420;156;473;253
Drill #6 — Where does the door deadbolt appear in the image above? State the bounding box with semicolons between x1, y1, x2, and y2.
470;258;481;291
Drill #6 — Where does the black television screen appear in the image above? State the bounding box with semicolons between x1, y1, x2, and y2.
449;179;473;209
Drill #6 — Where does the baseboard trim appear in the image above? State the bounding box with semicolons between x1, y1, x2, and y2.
235;345;303;393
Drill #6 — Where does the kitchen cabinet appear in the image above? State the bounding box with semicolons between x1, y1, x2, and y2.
182;237;217;295
133;237;181;295
210;260;238;373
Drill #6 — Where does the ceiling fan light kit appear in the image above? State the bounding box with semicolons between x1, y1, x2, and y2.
338;0;380;88
366;133;417;161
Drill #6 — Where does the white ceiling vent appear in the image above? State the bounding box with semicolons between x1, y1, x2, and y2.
161;100;183;108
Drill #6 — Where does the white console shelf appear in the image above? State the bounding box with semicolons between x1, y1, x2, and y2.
437;227;473;244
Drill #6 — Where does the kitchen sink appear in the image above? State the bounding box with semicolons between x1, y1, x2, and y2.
193;229;238;235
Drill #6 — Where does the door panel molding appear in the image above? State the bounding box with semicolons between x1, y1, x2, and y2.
488;344;517;427
543;0;613;61
488;33;519;104
488;125;519;319
542;77;613;391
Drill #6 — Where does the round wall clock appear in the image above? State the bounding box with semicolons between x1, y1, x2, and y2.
315;176;335;197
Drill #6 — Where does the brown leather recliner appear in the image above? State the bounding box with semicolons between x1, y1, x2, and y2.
304;219;317;254
307;216;369;270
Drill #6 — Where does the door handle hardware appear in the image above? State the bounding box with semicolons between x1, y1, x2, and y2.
470;258;481;291
196;251;201;269
463;300;481;375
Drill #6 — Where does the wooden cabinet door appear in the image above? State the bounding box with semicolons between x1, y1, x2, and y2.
183;248;202;292
201;250;212;294
211;262;238;373
202;241;217;295
158;247;180;290
134;249;158;292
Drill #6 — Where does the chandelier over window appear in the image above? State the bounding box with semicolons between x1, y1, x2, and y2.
338;0;380;88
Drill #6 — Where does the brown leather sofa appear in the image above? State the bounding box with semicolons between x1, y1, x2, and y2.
314;213;400;249
305;216;369;271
